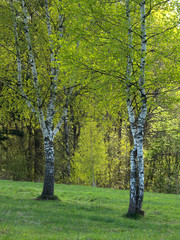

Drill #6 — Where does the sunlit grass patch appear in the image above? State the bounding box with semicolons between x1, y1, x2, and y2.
0;180;179;240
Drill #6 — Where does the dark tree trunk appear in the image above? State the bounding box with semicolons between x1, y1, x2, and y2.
34;128;44;181
26;124;34;181
64;110;70;178
41;136;55;199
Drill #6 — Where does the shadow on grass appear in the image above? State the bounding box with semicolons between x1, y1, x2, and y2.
35;194;60;201
0;194;143;233
0;192;178;240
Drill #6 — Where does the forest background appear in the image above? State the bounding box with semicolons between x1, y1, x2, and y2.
0;0;179;197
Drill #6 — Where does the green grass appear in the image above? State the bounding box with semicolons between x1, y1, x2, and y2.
0;180;179;240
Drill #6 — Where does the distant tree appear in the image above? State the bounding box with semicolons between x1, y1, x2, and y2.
71;120;108;187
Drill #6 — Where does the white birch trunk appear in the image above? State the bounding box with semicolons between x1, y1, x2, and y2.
22;1;42;107
21;0;56;198
125;0;138;216
21;0;46;132
125;0;147;216
11;0;70;198
37;0;66;197
41;0;65;197
45;0;58;127
11;0;54;194
136;0;147;212
10;0;36;114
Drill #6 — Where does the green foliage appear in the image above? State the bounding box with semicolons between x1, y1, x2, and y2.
144;102;180;194
0;123;44;182
71;120;108;186
0;133;9;142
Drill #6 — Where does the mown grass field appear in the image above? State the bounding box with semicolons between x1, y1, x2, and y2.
0;180;179;240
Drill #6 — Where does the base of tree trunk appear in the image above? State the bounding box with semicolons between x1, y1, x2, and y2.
35;194;59;201
127;210;145;218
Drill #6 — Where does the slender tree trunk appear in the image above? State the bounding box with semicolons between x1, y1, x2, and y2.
70;105;81;155
136;115;146;212
34;128;44;181
21;0;55;198
41;135;55;198
125;0;147;216
63;87;70;178
128;146;137;214
125;0;137;215
136;0;147;213
64;108;70;177
11;0;67;199
26;124;34;181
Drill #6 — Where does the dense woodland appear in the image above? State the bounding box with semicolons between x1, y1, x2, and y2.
0;0;180;215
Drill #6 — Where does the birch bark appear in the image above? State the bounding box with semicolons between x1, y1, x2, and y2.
11;0;67;198
125;0;137;216
21;0;56;198
125;0;147;216
10;0;36;115
136;0;147;212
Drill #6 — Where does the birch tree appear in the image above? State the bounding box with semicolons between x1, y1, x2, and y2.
125;0;147;216
62;0;178;214
68;0;148;215
10;0;74;199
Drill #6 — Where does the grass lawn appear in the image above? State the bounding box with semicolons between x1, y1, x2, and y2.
0;180;179;239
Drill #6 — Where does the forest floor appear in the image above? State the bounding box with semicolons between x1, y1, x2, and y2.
0;180;179;240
